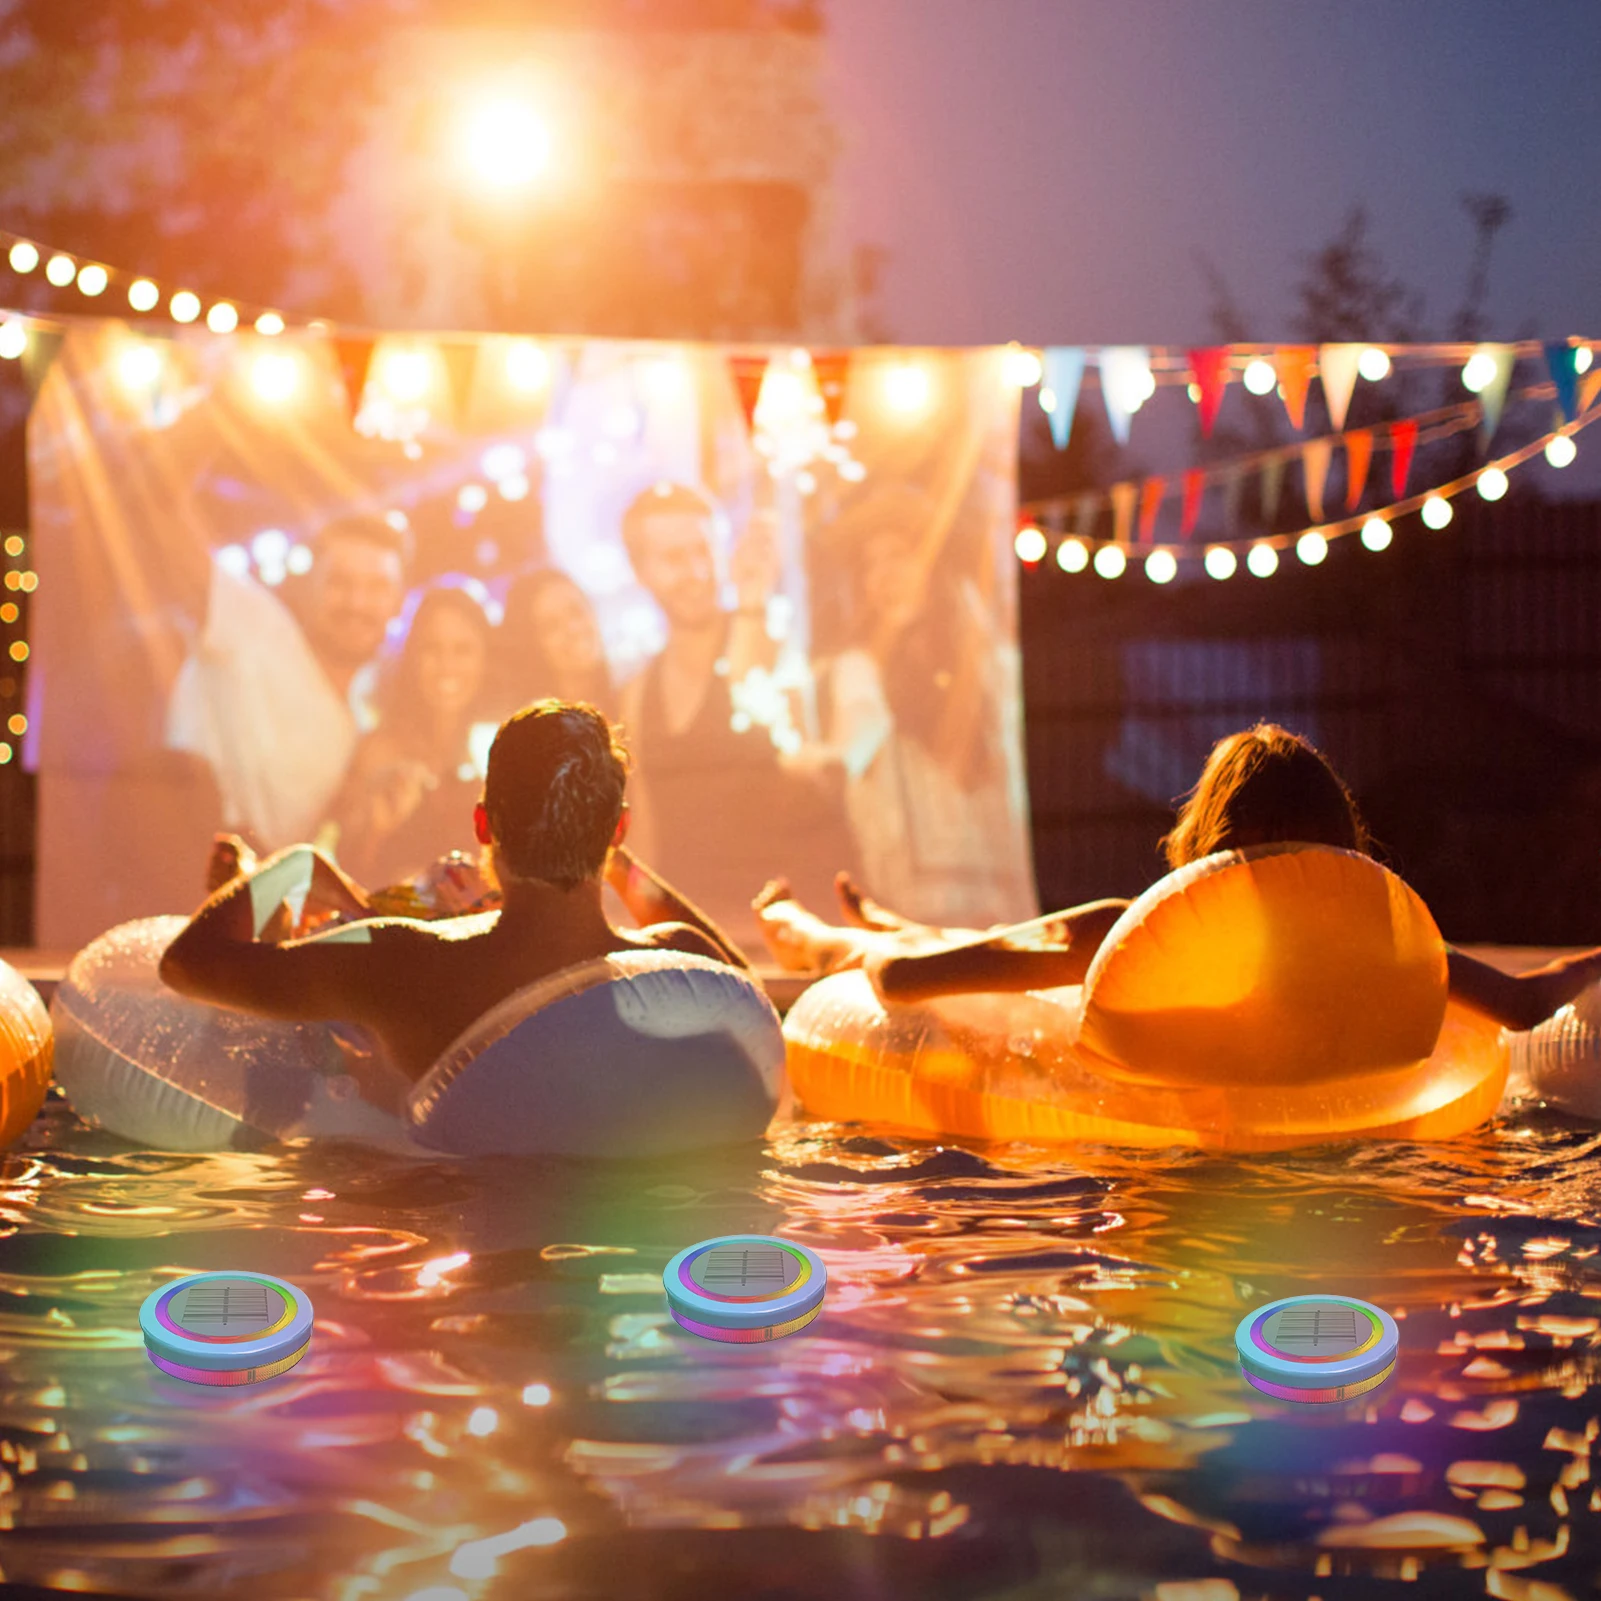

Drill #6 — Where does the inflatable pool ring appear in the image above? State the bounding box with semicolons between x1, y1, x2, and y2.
1509;978;1601;1119
783;845;1509;1151
52;917;784;1157
0;956;52;1149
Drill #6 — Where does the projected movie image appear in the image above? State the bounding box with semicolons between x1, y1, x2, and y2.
30;328;1034;950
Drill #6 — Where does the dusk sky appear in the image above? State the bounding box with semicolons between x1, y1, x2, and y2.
826;1;1601;348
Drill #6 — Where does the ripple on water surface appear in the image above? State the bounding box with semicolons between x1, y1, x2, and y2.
4;1090;1601;1598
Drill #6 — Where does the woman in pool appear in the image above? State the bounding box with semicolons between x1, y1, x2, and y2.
495;568;617;723
324;584;498;887
756;722;1601;1032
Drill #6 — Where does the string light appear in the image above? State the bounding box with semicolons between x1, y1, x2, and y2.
1476;467;1509;501
1056;538;1089;573
1421;495;1453;529
206;302;239;334
0;321;26;360
1092;545;1126;579
1242;359;1277;395
1575;347;1594;376
1360;517;1393;551
128;278;160;312
1296;531;1329;565
44;253;75;287
170;290;201;324
1144;548;1177;584
254;311;286;337
1203;546;1236;580
1461;350;1499;393
1014;524;1047;563
1002;344;1043;388
1247;543;1279;577
1546;434;1577;468
76;263;108;297
7;241;37;274
1358;347;1391;381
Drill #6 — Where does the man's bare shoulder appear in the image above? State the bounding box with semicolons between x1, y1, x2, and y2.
622;922;730;963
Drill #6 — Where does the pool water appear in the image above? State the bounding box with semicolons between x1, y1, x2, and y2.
4;1087;1601;1601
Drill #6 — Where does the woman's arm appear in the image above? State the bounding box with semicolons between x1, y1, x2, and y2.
871;899;1131;1004
1448;945;1601;1031
605;845;754;971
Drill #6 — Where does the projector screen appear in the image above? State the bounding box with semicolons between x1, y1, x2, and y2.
28;325;1035;953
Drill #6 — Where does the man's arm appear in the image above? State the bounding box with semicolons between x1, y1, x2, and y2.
606;845;752;971
1448;945;1601;1031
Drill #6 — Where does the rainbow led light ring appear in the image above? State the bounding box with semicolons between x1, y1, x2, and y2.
1242;1359;1396;1405
153;1278;297;1344
1233;1294;1399;1402
1247;1300;1383;1364
676;1241;812;1304
148;1339;311;1387
669;1303;824;1344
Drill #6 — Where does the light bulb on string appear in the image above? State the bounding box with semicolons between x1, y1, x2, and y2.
128;279;160;313
1242;358;1276;396
1014;524;1047;564
1144;548;1177;584
1546;434;1577;468
45;254;76;287
255;311;285;337
1360;517;1393;551
170;291;201;324
7;242;38;274
1002;344;1043;388
1039;387;1057;414
1575;347;1594;376
1092;545;1126;580
1246;542;1279;578
0;321;27;361
1358;347;1390;382
1421;495;1453;529
1461;351;1498;393
1203;546;1237;581
1057;538;1089;573
206;302;239;334
1296;531;1329;565
76;264;108;297
1476;468;1509;501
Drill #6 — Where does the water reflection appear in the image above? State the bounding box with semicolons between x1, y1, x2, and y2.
4;1092;1601;1597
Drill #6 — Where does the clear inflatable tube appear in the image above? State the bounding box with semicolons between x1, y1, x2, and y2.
0;957;52;1149
784;846;1510;1151
1510;981;1601;1119
52;917;785;1156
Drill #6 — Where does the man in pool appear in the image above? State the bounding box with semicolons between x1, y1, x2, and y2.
159;700;749;1082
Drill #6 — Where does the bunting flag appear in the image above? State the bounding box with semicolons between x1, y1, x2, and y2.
1389;418;1418;499
1074;491;1098;540
812;350;851;428
1474;344;1516;446
1581;369;1601;415
1137;476;1166;542
1109;481;1137;545
20;327;63;397
1544;342;1581;424
1187;346;1230;438
439;341;479;429
1318;343;1363;431
1344;429;1373;511
728;353;769;434
1180;468;1205;537
1260;455;1285;526
1275;346;1317;431
1221;467;1244;534
1302;438;1333;523
333;337;376;421
1042;346;1086;450
1099;347;1151;446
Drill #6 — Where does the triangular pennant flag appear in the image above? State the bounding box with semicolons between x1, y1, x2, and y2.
1109;481;1137;545
1099;347;1150;447
1260;455;1285;526
1580;368;1601;416
1221;468;1244;534
1389;418;1418;500
1137;477;1166;542
1302;438;1333;523
1074;492;1099;541
333;337;376;422
729;353;769;434
1042;346;1086;451
1544;342;1581;424
812;350;851;428
1473;344;1515;446
439;341;479;429
20;327;63;398
1276;346;1317;431
1180;469;1205;537
1318;343;1363;431
1344;429;1373;511
1187;346;1230;438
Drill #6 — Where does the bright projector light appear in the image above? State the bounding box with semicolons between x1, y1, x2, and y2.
461;96;552;190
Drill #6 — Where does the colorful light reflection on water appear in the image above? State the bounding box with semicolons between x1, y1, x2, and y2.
5;1092;1601;1598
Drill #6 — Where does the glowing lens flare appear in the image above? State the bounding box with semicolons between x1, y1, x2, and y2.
882;361;933;416
250;350;302;405
461;97;553;190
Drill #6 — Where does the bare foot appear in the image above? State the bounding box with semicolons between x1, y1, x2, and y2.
754;883;873;974
206;833;257;895
835;872;920;933
752;877;795;913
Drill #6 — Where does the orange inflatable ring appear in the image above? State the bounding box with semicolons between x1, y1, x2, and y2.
0;957;52;1149
783;845;1509;1151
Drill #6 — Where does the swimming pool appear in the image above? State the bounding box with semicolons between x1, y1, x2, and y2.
2;1088;1600;1600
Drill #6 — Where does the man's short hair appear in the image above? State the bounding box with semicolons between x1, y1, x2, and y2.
313;514;412;570
620;482;719;572
483;701;629;889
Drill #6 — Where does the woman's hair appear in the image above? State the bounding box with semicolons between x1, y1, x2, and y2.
483;700;629;889
1160;723;1370;869
372;583;495;752
497;567;615;711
